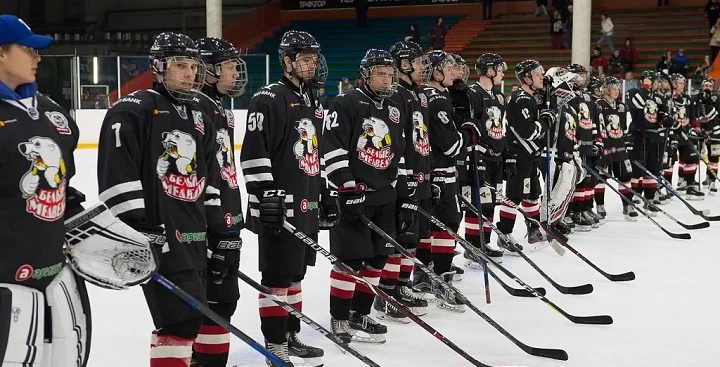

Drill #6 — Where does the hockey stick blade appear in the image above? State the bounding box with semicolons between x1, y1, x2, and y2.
700;212;720;221
490;268;547;297
678;221;711;230
607;271;636;282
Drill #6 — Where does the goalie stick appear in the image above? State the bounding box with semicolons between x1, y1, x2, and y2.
596;166;709;230
405;204;612;326
151;274;288;367
459;195;635;282
632;160;720;221
281;222;493;367
360;214;570;361
235;270;382;367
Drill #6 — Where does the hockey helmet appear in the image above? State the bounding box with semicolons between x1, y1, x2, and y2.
149;32;206;103
448;53;469;83
475;53;507;77
195;37;248;97
309;53;329;88
515;59;544;83
601;76;621;96
586;76;603;96
426;50;456;85
640;70;655;82
669;73;686;91
544;67;579;107
278;30;321;78
360;49;398;99
701;77;716;91
389;40;430;83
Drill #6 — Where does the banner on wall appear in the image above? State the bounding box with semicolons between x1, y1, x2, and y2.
282;0;414;10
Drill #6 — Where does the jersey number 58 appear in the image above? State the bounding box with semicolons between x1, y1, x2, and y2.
248;112;265;132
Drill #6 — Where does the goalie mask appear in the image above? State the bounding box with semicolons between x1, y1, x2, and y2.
515;59;545;90
195;37;248;97
149;32;206;103
389;40;431;86
567;63;589;89
476;53;507;85
427;50;457;87
279;30;321;84
360;48;399;99
545;67;580;108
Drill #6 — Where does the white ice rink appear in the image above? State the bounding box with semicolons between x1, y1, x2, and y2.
73;150;720;367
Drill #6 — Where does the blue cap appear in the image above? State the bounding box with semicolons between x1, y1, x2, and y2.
0;15;53;50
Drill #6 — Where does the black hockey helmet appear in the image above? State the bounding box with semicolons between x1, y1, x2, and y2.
640;70;655;81
515;59;543;83
603;76;620;87
360;48;398;98
669;73;686;90
195;37;248;97
586;76;603;95
149;32;206;103
567;63;588;75
278;30;321;76
448;53;469;83
389;40;430;82
701;77;716;91
475;53;506;77
426;50;456;84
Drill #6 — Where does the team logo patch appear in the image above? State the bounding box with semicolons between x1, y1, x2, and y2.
356;117;394;170
644;100;658;123
15;264;33;281
618;104;625;113
388;106;400;124
294;118;320;176
485;106;504;140
578;103;593;130
225;109;235;128
156;130;206;201
303;93;311;107
44;111;71;135
606;114;623;139
18;137;67;221
192;110;205;134
674;106;689;126
419;93;428;108
411;111;430;156
564;112;577;142
27;106;39;120
216;128;238;189
315;107;324;119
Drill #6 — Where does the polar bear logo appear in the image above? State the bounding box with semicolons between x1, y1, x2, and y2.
485;106;504;140
216;128;234;168
357;117;391;152
578;102;592;129
644;100;658;123
412;111;427;141
18;137;66;197
157;130;197;178
606;114;623;139
294;118;318;158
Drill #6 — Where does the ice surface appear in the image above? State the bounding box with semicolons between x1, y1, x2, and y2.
74;150;720;367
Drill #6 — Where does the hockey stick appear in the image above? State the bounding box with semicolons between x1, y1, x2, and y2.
151;274;288;367
632;160;720;221
582;163;691;240
281;222;492;367
596;166;709;230
360;214;570;360
460;194;635;282
487;265;547;297
408;203;612;325
235;270;382;367
680;131;720;186
469;138;491;304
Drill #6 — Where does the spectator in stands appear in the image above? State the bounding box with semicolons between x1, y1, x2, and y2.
535;0;549;17
696;55;712;79
429;17;447;50
711;19;720;62
340;77;354;94
597;13;615;53
564;5;573;49
671;48;690;76
707;0;720;27
317;87;330;107
354;75;365;90
549;10;564;50
657;52;671;74
620;38;638;71
483;0;494;20
591;47;608;75
608;49;626;76
406;24;420;45
355;0;368;28
624;71;640;91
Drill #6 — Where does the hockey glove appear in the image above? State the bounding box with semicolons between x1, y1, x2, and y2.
460;120;483;146
396;198;418;245
592;140;604;157
258;189;286;230
131;222;166;267
669;139;679;160
338;185;366;222
431;182;442;206
539;109;556;130
319;190;340;229
430;171;449;206
65;186;86;218
208;236;242;284
503;154;518;180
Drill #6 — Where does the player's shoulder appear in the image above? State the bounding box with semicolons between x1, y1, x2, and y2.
251;82;290;103
109;89;160;113
36;93;66;111
511;90;533;104
419;86;448;104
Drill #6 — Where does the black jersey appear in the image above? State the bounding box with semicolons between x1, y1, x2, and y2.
670;92;694;146
392;80;432;200
321;87;406;206
0;94;78;289
506;89;547;157
468;82;507;161
419;85;464;186
576;94;602;156
628;88;667;142
240;77;324;234
694;93;720;143
597;98;630;161
193;86;244;234
97;86;225;274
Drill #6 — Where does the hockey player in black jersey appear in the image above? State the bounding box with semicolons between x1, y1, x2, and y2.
595;76;638;221
322;49;406;342
463;53;510;267
97;32;235;367
191;37;247;367
0;16;91;367
695;78;720;194
374;40;430;321
668;73;705;200
499;60;551;249
239;30;325;367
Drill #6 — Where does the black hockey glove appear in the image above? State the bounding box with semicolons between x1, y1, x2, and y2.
450;80;471;125
592;139;604;157
539;109;556;130
503;154;518;180
65;186;86;218
338;185;366;222
131;222;166;267
430;171;450;206
208;236;242;284
460;119;483;146
669;139;679;159
396;198;418;245
319;190;340;229
258;189;286;230
431;182;442;206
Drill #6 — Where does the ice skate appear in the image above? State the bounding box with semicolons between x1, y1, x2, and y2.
330;318;353;344
373;295;410;324
581;211;600;228
348;311;387;343
709;181;717;195
497;233;522;256
643;201;660;217
525;226;550;252
685;184;705;201
288;332;324;367
412;268;432;295
265;341;295;367
397;285;428;316
450;264;464;281
622;204;638;221
571;212;592;232
432;271;465;313
596;204;607;219
587;208;605;224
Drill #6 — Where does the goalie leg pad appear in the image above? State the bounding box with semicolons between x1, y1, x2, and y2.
41;266;90;367
548;162;577;224
0;284;45;366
